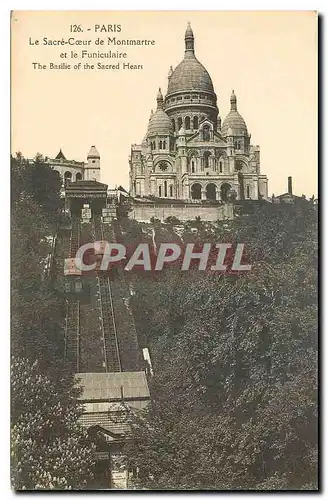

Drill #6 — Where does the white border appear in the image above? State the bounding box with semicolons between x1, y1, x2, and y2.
1;1;324;498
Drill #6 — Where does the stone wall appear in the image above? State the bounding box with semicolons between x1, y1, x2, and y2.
130;202;234;222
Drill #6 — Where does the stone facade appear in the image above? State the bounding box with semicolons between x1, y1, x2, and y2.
45;146;101;186
129;24;268;204
130;200;234;223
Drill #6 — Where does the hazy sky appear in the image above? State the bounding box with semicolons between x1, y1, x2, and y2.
11;10;317;196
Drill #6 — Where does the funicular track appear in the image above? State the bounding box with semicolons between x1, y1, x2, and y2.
93;214;122;372
97;218;142;371
64;214;81;371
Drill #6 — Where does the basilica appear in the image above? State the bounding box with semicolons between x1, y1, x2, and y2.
129;23;268;203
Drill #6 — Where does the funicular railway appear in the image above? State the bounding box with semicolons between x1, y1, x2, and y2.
92;213;122;373
64;213;81;371
61;179;150;488
92;215;141;372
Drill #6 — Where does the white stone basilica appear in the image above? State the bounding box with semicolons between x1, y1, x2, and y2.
129;23;268;203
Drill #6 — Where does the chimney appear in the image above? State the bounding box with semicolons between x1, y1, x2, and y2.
288;176;293;195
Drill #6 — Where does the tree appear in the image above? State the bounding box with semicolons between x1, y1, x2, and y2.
11;357;95;490
11;153;62;217
125;202;318;490
11;155;65;367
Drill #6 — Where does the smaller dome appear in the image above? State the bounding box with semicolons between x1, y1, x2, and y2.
147;88;173;136
148;111;172;136
178;125;186;136
221;90;248;137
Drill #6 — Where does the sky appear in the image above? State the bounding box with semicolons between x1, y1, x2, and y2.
11;10;318;196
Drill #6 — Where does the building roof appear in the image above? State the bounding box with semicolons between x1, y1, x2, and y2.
75;371;150;402
79;410;131;436
55;149;66;160
87;145;100;159
222;90;248;137
65;180;108;198
167;24;214;95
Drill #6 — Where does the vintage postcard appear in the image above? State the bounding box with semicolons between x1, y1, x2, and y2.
11;10;318;490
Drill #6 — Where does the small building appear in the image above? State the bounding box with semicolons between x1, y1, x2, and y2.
75;371;150;489
41;146;101;194
272;176;311;204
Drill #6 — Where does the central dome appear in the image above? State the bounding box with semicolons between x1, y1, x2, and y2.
166;23;215;96
167;57;214;94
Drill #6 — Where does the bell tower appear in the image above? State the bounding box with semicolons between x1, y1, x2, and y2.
85;145;100;182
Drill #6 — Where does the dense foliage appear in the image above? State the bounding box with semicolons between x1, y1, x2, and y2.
11;153;64;367
124;200;318;490
11;154;95;490
11;357;95;490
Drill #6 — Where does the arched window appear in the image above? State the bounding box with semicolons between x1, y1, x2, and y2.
206;183;216;201
163;140;166;149
191;160;195;173
159;185;162;197
191;183;202;200
185;116;191;130
64;171;72;186
172;119;176;132
219;162;223;173
193;116;198;130
203;125;210;141
76;172;82;181
164;181;168;197
159;140;162;149
204;151;211;168
220;183;232;202
177;117;183;130
247;185;250;198
169;185;173;197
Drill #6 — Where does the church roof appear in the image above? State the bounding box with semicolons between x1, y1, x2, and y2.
55;148;66;160
222;90;248;137
167;24;215;95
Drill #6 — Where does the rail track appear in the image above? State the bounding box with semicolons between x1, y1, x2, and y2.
64;214;81;371
93;214;122;372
